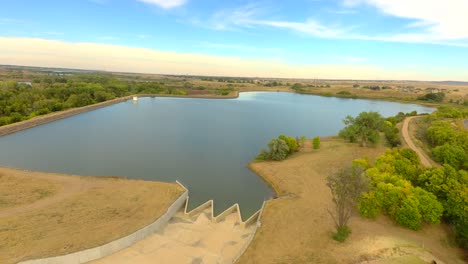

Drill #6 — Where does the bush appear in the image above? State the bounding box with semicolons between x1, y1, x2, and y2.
358;191;381;219
313;136;320;149
279;135;299;154
432;144;467;170
395;197;422;230
418;92;445;102
267;138;290;161
332;225;351;242
298;136;307;148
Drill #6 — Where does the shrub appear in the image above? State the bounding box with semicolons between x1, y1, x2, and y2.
337;91;352;96
267;138;290;161
332;225;351;242
279;135;299;153
298;136;307;148
432;143;467;170
418;92;445;102
395;196;422;230
358;191;381;219
313;136;320;149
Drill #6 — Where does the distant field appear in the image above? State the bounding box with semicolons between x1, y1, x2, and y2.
238;138;465;264
0;167;183;264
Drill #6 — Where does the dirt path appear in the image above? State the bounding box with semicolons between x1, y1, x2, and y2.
401;116;432;167
0;167;101;218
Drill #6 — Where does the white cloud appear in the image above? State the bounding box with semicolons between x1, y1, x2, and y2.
136;0;186;9
344;0;468;41
250;19;344;38
203;2;468;47
2;37;463;80
206;4;343;38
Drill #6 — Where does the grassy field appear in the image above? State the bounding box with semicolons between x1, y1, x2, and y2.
0;167;184;264
0;173;61;209
238;138;465;264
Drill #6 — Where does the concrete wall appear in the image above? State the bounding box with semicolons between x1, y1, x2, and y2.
175;181;262;229
0;96;133;137
0;92;239;137
19;190;188;264
232;201;267;264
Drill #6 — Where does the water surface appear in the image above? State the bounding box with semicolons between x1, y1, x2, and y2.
0;92;435;218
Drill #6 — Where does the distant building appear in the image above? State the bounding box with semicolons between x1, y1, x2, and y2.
17;81;32;86
425;87;440;93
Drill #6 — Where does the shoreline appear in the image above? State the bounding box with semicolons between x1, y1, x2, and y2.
0;89;440;138
0;91;239;137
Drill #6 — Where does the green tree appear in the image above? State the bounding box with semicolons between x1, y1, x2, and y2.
339;111;383;147
432;144;467;170
267;138;290;161
313;136;320;149
278;135;299;154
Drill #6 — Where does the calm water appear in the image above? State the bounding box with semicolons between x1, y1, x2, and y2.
0;92;435;218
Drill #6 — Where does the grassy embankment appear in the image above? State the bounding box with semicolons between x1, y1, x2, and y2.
0;167;184;264
238;138;465;264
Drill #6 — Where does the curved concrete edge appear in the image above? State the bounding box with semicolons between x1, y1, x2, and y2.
231;201;267;264
18;189;189;264
175;181;263;229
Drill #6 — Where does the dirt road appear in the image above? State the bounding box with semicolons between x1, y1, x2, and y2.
401;116;431;167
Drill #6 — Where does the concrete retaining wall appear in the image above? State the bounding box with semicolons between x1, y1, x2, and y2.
0;92;239;137
231;201;267;264
0;96;133;137
19;189;188;264
175;181;262;229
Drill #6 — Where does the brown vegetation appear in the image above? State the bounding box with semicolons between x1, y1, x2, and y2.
0;167;183;264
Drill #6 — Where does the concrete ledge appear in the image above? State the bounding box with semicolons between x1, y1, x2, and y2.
232;201;267;264
213;203;239;223
175;181;263;229
0;92;239;137
18;189;188;264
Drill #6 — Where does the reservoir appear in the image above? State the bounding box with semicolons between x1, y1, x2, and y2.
0;92;435;218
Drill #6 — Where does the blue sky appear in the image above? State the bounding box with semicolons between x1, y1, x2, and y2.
1;0;467;80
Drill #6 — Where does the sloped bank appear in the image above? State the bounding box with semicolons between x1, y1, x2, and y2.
18;189;189;264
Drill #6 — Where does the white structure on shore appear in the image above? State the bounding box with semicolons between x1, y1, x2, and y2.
133;96;138;102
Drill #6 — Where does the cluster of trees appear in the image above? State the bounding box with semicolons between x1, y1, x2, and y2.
256;135;320;161
335;91;358;99
418;92;445;102
339;111;417;148
0;73;231;126
290;83;331;93
257;135;300;161
357;149;467;248
358;149;443;230
426;120;468;170
420;106;468;171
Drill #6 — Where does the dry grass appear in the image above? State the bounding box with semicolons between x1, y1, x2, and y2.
238;138;465;264
0;168;184;264
0;173;61;209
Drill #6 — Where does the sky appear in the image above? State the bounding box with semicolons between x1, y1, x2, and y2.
1;0;468;80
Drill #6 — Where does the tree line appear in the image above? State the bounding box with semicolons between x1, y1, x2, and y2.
0;73;230;126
